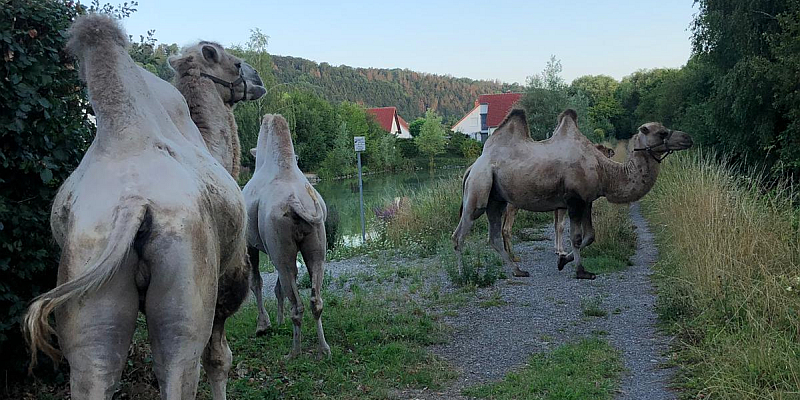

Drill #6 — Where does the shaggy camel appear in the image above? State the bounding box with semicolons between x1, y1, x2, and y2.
170;41;266;180
452;108;692;279
243;115;331;359
500;144;616;262
23;15;264;400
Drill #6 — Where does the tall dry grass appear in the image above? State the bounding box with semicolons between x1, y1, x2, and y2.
642;150;800;399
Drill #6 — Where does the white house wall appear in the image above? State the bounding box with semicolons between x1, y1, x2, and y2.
453;105;482;141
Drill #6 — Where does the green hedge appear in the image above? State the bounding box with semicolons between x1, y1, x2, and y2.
0;0;94;377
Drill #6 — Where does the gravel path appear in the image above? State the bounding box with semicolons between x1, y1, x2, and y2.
258;203;675;399
399;203;675;399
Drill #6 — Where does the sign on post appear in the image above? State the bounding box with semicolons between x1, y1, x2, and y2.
354;137;366;243
354;136;366;152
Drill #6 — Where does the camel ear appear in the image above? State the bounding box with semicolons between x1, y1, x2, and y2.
495;108;529;137
202;45;218;63
250;148;257;157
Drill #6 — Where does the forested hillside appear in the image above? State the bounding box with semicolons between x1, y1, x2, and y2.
271;55;522;121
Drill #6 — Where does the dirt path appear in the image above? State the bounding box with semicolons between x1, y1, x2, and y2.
399;203;675;399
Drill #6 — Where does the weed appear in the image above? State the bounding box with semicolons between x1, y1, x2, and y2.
582;297;608;317
479;289;508;308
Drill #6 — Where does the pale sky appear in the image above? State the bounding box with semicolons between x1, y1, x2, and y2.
122;0;697;84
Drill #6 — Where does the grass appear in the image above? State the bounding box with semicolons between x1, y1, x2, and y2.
641;150;800;399
581;297;608;318
462;337;624;400
479;289;508;308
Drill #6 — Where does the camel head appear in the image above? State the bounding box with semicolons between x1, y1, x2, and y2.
631;122;693;163
169;41;266;104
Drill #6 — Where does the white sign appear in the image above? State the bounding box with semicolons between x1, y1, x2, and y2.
354;136;366;152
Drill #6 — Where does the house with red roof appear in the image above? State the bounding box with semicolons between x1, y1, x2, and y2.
452;93;523;142
366;107;412;139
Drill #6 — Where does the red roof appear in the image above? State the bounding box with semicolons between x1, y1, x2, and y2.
366;107;397;132
478;93;523;128
397;115;410;131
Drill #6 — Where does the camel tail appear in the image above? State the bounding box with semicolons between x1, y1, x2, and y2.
23;199;147;372
290;184;325;225
66;14;136;124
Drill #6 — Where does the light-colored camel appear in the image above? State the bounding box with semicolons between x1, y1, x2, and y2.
452;108;692;279
170;41;266;180
243;114;331;359
23;15;264;400
501;144;616;262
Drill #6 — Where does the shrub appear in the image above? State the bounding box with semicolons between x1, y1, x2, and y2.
0;0;95;377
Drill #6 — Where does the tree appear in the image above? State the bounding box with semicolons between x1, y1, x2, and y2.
319;121;355;179
409;117;425;138
414;109;447;168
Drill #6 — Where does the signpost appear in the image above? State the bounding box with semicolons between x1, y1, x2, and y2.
354;136;366;243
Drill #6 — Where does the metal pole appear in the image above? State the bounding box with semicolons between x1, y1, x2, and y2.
357;151;366;243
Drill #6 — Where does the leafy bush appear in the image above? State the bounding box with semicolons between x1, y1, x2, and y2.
0;0;95;377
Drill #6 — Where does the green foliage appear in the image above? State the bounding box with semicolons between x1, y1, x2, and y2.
443;244;505;288
0;0;95;376
463;338;624;399
128;30;178;81
408;117;424;137
319;121;356;179
414;109;447;167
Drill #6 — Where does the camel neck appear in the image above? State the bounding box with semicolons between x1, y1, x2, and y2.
174;75;240;177
599;149;660;204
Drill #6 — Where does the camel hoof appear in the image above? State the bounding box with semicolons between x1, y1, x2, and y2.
512;269;530;277
316;345;332;360
557;253;573;271
575;270;596;280
255;326;272;337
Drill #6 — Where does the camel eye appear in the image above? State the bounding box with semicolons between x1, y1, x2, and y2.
234;62;242;69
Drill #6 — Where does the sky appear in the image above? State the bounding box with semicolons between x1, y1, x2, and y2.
122;0;697;85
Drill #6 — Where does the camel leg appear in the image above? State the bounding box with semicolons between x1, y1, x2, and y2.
300;233;331;359
55;250;139;400
146;236;219;399
268;244;303;359
502;205;520;262
488;200;529;277
580;202;596;248
567;201;596;280
452;204;484;274
274;278;285;326
203;251;249;400
555;209;573;270
249;246;271;336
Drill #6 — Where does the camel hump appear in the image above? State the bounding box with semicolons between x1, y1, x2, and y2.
558;109;578;124
66;14;129;58
494;108;530;139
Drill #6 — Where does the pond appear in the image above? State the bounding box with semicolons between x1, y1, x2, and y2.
314;167;464;247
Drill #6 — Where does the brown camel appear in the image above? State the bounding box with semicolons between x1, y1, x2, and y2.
243;115;331;359
501;144;616;262
452;108;692;279
24;15;264;400
170;42;266;180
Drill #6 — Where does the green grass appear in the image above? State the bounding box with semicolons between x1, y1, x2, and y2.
581;297;608;318
479;289;508;309
462;338;624;400
193;289;456;399
642;150;800;399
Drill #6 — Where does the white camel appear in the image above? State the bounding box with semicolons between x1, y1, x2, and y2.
23;15;264;400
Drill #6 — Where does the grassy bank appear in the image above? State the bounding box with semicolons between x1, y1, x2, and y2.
641;150;800;399
582;198;637;274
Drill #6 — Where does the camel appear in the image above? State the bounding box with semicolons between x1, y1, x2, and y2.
500;144;616;262
452;108;692;279
23;15;264;400
170;41;266;180
243;114;331;359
